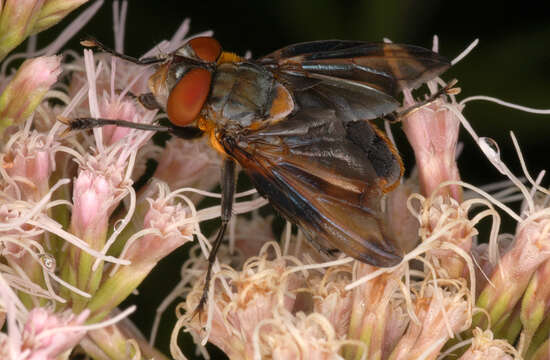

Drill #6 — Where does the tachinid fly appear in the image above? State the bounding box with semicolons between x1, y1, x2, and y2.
64;36;451;313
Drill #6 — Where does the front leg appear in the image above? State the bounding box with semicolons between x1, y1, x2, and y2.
194;158;237;317
59;116;204;139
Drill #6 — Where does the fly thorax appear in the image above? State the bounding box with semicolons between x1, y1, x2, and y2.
207;62;294;129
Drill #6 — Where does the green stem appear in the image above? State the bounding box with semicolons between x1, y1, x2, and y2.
87;262;154;323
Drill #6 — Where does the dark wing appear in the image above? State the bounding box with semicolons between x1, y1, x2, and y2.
222;108;403;267
258;40;450;121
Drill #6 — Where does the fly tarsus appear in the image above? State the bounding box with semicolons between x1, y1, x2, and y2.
386;79;460;123
80;36;163;65
192;221;229;322
191;160;236;323
57;116;172;132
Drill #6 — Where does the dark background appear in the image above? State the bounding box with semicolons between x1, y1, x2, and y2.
37;1;550;358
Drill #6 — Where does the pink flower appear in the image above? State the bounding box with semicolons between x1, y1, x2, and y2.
389;281;471;360
419;195;476;280
0;0;88;60
309;265;353;339
21;308;89;360
401;82;462;201
255;310;343;360
124;181;194;265
181;243;304;359
458;328;517;360
1;130;58;201
347;264;403;359
71;169;117;240
477;215;550;330
99;97;147;146
0;56;61;134
85;181;194;322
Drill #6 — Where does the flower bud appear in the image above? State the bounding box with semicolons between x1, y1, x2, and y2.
402;84;462;201
0;0;88;60
0;56;61;134
87;182;193;322
33;0;89;35
0;0;44;60
476;217;550;329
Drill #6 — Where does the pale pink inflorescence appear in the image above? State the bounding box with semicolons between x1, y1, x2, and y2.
180;243;303;359
458;328;518;360
1;1;213;359
389;280;472;360
0;308;89;360
475;200;550;335
20;308;89;360
346;264;404;359
308;265;354;339
2;128;60;201
256;310;345;360
415;194;478;281
124;180;194;265
2;2;550;360
0;269;91;360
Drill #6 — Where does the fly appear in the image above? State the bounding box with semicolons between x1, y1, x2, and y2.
63;36;452;315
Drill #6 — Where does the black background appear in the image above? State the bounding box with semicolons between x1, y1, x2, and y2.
35;1;550;358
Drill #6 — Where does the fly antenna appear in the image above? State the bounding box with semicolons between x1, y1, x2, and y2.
81;36;164;65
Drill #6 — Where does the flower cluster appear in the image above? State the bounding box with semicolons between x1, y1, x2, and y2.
0;2;549;360
0;1;212;359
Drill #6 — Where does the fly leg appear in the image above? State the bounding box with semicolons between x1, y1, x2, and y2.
81;37;164;66
57;116;204;139
193;158;236;319
385;79;460;123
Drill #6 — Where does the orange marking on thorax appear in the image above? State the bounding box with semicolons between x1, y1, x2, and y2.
198;117;227;156
217;51;243;64
268;84;294;122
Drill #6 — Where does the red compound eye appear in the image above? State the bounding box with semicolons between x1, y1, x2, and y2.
188;37;222;62
166;68;212;126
